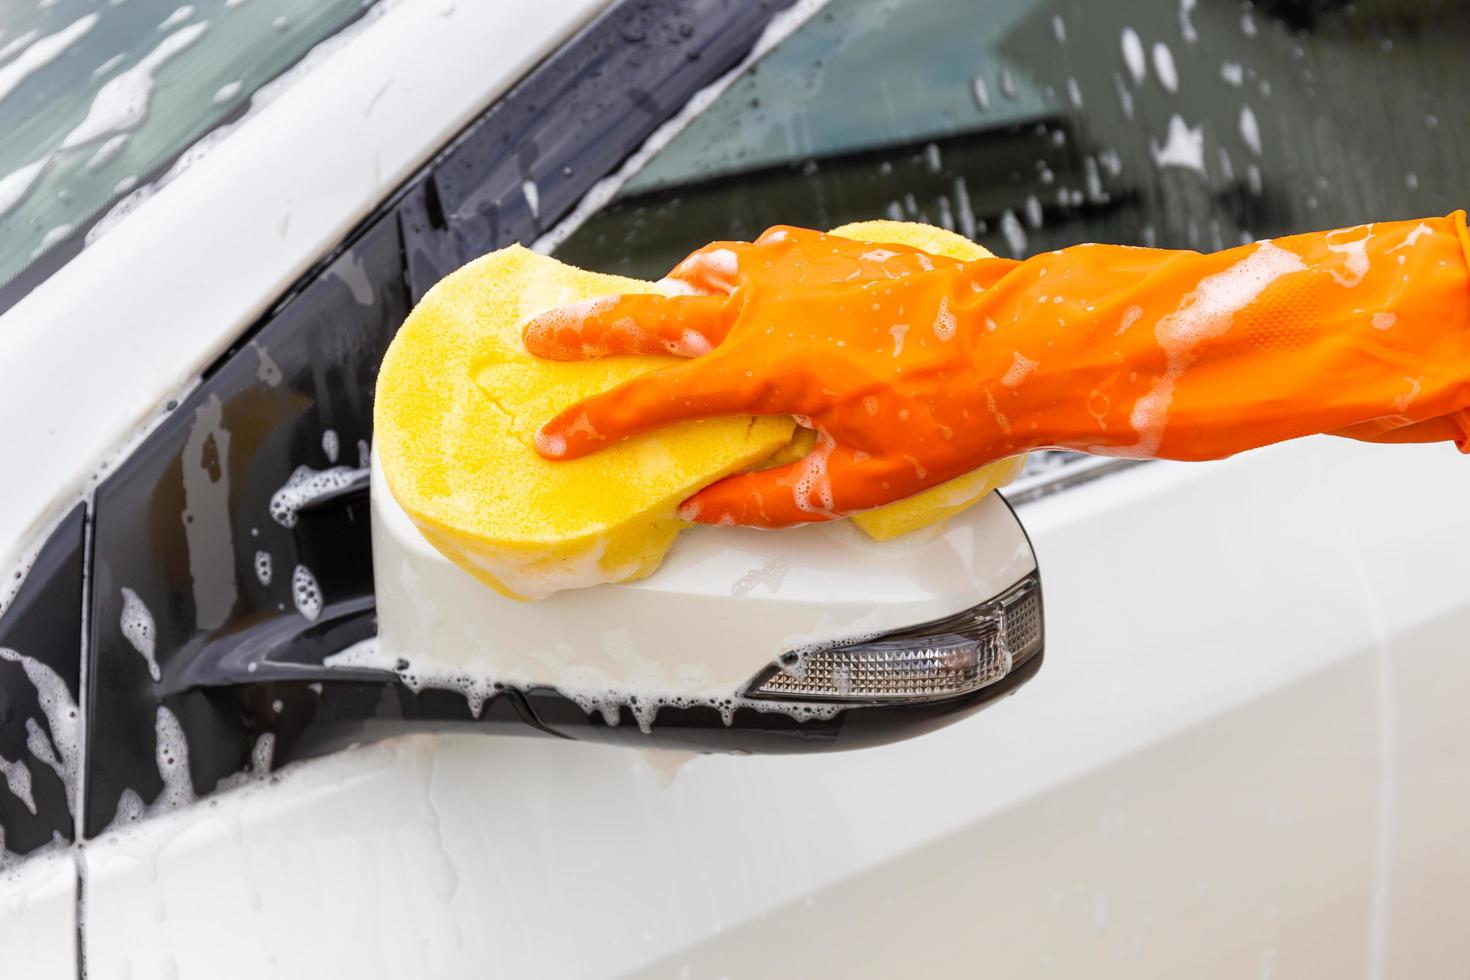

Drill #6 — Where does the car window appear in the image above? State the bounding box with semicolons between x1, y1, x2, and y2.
552;0;1470;484
0;0;374;295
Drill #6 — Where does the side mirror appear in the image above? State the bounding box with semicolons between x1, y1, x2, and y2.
58;214;1046;839
363;457;1045;754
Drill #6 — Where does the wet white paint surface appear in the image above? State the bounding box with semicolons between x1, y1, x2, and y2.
0;849;74;977
77;439;1470;979
0;0;616;582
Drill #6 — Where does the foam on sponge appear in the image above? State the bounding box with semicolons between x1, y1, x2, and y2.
375;222;1022;599
375;247;795;599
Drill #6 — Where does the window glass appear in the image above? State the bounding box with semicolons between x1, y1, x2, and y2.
0;0;374;292
554;0;1470;485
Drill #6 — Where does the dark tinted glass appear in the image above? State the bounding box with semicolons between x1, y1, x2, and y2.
555;0;1470;277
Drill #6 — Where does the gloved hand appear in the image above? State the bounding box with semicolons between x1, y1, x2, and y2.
524;213;1470;527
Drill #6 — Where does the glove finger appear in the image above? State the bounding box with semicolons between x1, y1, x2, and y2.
679;440;925;528
664;240;762;294
523;293;735;360
533;355;766;459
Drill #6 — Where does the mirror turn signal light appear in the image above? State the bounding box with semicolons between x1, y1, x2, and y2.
746;575;1042;703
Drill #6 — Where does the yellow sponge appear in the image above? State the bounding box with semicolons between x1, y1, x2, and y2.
376;222;1024;599
827;221;1025;541
375;246;796;599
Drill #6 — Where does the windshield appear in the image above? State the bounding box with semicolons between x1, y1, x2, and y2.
0;0;375;299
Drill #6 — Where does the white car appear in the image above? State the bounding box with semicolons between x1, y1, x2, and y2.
2;1;1468;977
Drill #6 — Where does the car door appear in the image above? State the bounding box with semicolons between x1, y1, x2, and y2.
5;0;1470;978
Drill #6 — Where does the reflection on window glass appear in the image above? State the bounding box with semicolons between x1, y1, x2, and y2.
0;0;374;293
554;0;1470;486
556;0;1470;274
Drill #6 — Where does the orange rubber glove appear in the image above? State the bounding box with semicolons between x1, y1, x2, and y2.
524;213;1470;527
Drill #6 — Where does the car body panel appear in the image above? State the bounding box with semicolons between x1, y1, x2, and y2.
0;0;614;575
0;850;74;979
80;436;1470;978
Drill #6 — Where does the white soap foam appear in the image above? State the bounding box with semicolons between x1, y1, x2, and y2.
0;13;97;105
269;463;367;527
31;224;73;259
62;22;208;149
689;248;739;292
971;75;989;111
1388;222;1433;253
250;732;275;774
1000;209;1028;256
932;297;956;341
334;632;846;735
327;638;500;719
87;0;411;248
1113;72;1135;119
253;550;272;585
1151;115;1206;173
91;51;125;80
1084;156;1105;201
1157;243;1306;353
0;648;80;815
532;428;567;459
1118;304;1145;335
291;565;322;622
152;705;195;812
159;6;195;30
1392;376;1422;413
792;432;837;518
24;719;63;782
1121;27;1147;83
1002;352;1039;388
1239;104;1262;156
985;389;1011;435
119;586;161;682
1152;42;1178;92
252;341;282;386
0;753;36;816
85;133;129;173
1180;0;1199;43
0;156;49;219
1325;225;1372;288
666;328;712;357
111;788;146;827
889;322;909;357
0;29;41;63
1097;242;1305;458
